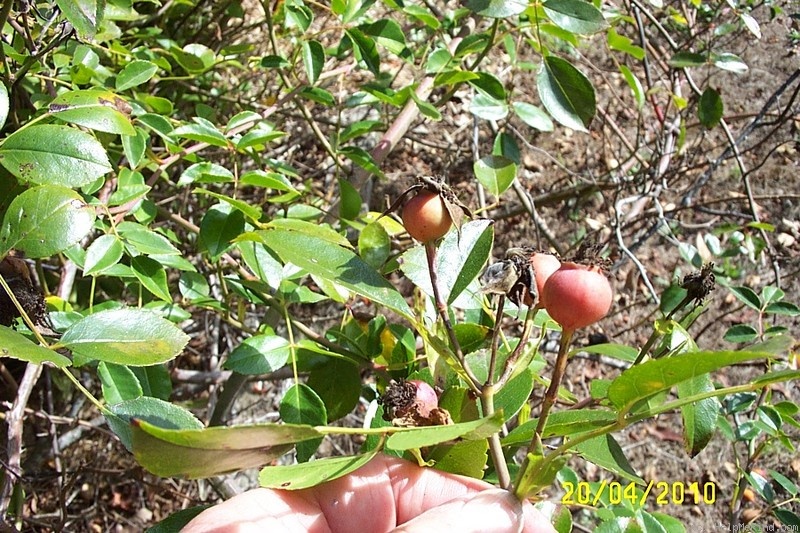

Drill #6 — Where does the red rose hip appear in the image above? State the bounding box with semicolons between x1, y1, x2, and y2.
401;190;452;243
542;261;612;331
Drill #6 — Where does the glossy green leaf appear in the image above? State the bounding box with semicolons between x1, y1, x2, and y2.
698;87;723;128
0;125;112;186
712;52;748;74
730;285;761;310
198;203;245;260
0;325;70;367
502;409;617;446
678;374;719;456
574;434;643;483
109;396;202;452
260;450;379;490
131;256;172;302
261;219;351;248
346;28;380;75
84;235;123;276
48;90;135;135
512;101;554;132
171;44;215;73
339;145;385;178
98;361;143;405
576;343;638;362
668;52;706;68
56;0;103;38
116;60;158;91
400;219;494;307
130;418;318;478
723;324;758;343
177;162;234;185
619;64;645;110
537;56;595;132
172;117;229;148
494;369;534;420
359;222;391;269
59;308;189;366
0;185;95;258
765;301;800;316
223;334;290;375
122;127;148;168
543;0;608;34
468;72;506;100
280;383;326;462
464;0;528;18
307;357;361;422
302;40;324;84
194;188;262;221
469;92;508;121
258;228;412;320
387;412;504;450
607;28;645;60
0;81;8;131
360;19;408;56
118;222;180;256
607;350;772;410
131;364;172;401
339;177;361;221
427;439;489;478
474;155;517;196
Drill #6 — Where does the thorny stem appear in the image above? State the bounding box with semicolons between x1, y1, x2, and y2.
424;242;480;392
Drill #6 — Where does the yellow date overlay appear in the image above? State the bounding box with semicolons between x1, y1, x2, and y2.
561;480;717;507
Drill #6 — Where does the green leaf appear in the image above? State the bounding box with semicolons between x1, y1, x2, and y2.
338;177;362;221
359;222;391;269
577;343;638;362
302;40;325;84
712;52;748;74
171;44;215;74
668;52;706;68
98;361;143;405
280;383;326;462
543;0;608;34
178;162;234;186
259;450;379;490
198;203;245;260
109;396;203;452
730;286;761;310
494;369;534;420
0;81;8;131
574;434;643;483
387;412;504;450
502;409;617;446
117;222;180;256
122;127;148;168
194;188;262;221
678;374;719;456
116;60;158;91
512;101;554;132
0;125;112;187
131;256;172;302
130;418;318;478
223;334;290;375
607;28;645;60
0;185;95;258
346;28;380;75
537;56;595;132
765;301;800;316
464;0;528;18
338;145;385;178
306;357;361;422
172;118;229;148
360;19;408;56
257;228;413;320
48;90;135;135
84;235;122;275
723;324;758;343
469;93;508;121
619;65;645;110
262;219;351;248
59;308;189;366
400;220;494;307
131;364;172;401
146;506;212;533
468;72;506;100
0;325;70;367
474;155;517;196
56;0;104;38
607;350;772;410
698;87;723;128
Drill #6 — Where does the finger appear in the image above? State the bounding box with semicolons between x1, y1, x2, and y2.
391;488;524;533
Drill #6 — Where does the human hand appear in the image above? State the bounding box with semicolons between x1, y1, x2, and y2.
183;454;557;533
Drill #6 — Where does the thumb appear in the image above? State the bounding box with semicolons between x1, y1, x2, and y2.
391;488;524;533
